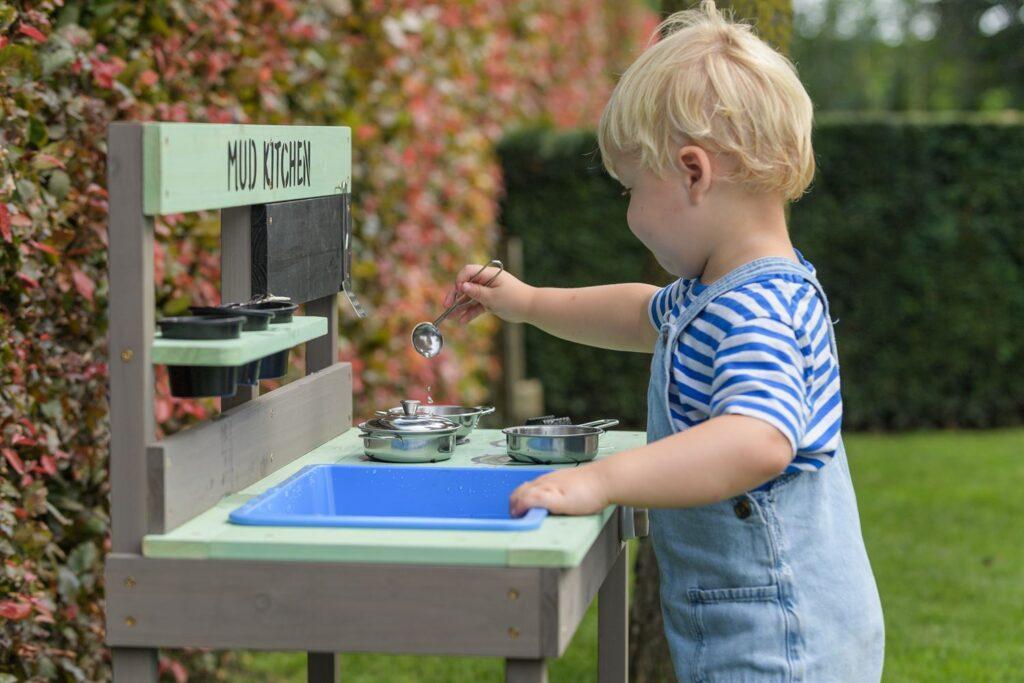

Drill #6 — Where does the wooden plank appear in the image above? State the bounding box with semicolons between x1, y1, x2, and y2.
105;554;546;657
305;296;339;373
107;122;161;677
221;205;258;411
149;364;352;531
251;195;348;305
152;316;328;366
142;123;351;215
598;548;629;683
552;514;623;655
107;122;157;550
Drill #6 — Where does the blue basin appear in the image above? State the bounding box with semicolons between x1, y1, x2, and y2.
228;464;556;531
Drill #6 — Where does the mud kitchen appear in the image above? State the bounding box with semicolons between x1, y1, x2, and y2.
105;121;646;683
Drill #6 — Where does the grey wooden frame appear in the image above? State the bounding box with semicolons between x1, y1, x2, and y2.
105;121;628;683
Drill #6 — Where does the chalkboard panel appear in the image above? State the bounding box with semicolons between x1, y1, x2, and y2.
142;123;351;215
250;194;350;304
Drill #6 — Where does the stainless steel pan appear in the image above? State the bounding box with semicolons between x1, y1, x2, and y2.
502;419;619;465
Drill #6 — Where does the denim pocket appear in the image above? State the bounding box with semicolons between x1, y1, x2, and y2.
688;583;794;683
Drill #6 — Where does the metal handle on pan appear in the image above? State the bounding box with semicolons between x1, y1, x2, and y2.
577;419;619;430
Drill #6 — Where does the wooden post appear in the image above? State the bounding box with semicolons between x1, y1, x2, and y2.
107;122;159;680
221;204;258;410
505;658;547;683
307;652;341;683
598;547;629;683
305;294;338;373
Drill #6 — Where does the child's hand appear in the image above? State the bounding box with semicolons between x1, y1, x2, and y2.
509;466;611;517
443;264;535;325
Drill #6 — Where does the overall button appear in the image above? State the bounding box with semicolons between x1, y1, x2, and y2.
733;497;752;519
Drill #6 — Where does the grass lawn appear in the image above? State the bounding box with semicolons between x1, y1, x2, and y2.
226;429;1024;682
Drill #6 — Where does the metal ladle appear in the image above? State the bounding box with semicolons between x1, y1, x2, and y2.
411;260;504;358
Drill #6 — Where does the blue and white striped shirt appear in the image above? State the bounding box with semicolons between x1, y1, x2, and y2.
649;257;842;472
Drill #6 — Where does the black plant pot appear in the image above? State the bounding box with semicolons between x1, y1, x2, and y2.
189;305;273;331
238;300;298;324
168;365;239;398
237;359;263;385
156;315;246;340
157;315;247;398
257;350;289;380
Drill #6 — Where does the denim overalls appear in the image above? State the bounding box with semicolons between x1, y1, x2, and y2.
647;257;885;682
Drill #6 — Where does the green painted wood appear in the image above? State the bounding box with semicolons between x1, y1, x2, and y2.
142;429;647;568
142;123;351;215
152;316;326;366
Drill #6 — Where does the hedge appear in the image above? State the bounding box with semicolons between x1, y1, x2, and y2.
0;2;653;681
498;116;1024;431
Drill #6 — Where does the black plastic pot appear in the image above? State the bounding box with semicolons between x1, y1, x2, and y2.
257;350;289;379
189;305;273;331
157;315;246;398
167;365;239;398
156;315;246;340
237;300;298;324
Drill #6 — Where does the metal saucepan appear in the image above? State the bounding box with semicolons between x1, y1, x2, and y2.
358;400;460;463
502;419;620;465
378;404;495;444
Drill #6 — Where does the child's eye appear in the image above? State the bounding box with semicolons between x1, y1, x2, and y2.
621;188;631;198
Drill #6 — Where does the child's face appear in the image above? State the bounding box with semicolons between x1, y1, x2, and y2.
614;149;718;279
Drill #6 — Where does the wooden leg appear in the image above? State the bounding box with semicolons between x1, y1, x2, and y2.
112;647;158;682
307;651;340;683
598;546;629;683
505;658;547;683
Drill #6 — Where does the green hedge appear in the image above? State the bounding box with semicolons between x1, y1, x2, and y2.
498;117;1024;430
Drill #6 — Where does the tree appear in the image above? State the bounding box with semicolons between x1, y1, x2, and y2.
628;6;793;681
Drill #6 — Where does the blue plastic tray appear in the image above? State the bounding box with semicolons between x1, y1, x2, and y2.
228;464;556;531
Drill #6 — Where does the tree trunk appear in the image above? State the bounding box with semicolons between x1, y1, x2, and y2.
628;4;793;680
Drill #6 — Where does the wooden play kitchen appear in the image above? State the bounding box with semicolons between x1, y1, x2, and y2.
104;121;646;682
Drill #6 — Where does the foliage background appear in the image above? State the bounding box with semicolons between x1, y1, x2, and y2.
0;1;653;680
499;117;1024;431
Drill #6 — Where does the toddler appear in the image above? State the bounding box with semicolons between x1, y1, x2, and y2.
450;2;885;680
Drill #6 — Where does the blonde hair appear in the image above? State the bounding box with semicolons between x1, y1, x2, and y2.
598;1;815;201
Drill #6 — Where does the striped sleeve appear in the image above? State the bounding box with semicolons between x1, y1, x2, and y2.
709;315;810;454
648;280;681;330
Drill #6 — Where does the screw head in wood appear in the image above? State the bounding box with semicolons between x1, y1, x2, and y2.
120;349;134;362
123;577;136;589
125;616;136;627
508;627;520;639
507;588;519;601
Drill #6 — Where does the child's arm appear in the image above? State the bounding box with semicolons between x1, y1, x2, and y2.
448;264;658;353
509;414;792;516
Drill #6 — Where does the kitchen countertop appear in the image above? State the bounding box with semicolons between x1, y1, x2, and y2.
142;427;647;568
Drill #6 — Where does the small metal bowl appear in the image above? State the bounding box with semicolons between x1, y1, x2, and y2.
380;404;495;444
359;400;461;463
502;419;619;465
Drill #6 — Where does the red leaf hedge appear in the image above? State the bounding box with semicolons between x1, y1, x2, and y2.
0;1;653;680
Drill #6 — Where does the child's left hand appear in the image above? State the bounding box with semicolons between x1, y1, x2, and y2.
509;466;610;517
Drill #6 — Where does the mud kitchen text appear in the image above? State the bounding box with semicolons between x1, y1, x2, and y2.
226;138;313;191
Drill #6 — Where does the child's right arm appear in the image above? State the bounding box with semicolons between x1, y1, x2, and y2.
447;264;658;353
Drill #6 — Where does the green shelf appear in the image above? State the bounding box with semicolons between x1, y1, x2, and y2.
152;316;328;367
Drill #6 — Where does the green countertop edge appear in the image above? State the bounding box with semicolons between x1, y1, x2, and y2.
142;428;646;568
152;316;327;366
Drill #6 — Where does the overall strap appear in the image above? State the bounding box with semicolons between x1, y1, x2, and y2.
666;256;838;364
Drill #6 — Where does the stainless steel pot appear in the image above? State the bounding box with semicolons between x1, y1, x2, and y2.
358;400;460;463
379;404;495;444
502;419;619;465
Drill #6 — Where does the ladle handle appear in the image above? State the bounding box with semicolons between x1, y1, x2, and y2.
433;260;504;327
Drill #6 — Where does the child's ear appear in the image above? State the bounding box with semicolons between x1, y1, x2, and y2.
676;145;712;204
